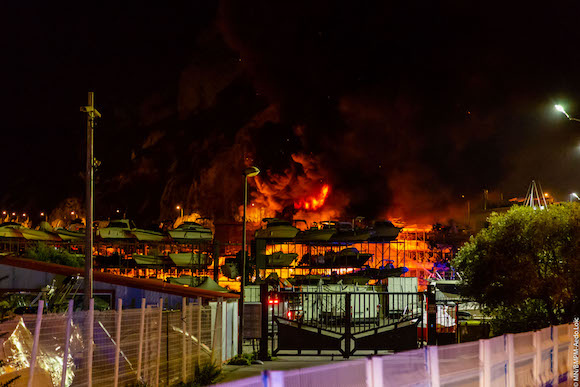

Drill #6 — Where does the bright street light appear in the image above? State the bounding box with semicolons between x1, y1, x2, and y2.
555;104;567;114
555;104;580;122
176;205;183;218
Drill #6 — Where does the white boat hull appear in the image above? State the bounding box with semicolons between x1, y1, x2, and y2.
168;230;212;241
133;254;164;266
97;228;134;239
133;230;166;242
169;252;211;267
56;229;85;241
18;228;60;241
255;228;299;239
0;227;23;238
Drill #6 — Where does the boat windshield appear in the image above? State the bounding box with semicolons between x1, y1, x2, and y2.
109;221;128;228
181;222;202;228
268;221;291;227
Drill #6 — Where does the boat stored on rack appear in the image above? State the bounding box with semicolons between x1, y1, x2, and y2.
168;221;213;241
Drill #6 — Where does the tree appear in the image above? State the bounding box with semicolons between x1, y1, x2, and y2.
453;203;580;334
49;197;84;229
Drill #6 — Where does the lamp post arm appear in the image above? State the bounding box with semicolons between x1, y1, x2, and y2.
569;117;580;123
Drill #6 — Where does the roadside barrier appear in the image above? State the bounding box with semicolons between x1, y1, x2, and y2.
216;322;576;387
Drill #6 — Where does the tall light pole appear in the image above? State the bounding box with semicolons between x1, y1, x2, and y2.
176;205;183;218
555;104;580;122
239;166;260;355
81;92;100;310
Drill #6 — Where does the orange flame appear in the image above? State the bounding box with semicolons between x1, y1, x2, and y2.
294;185;330;211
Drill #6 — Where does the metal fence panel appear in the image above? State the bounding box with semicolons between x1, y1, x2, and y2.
283;359;368;387
379;349;429;387
437;341;479;386
512;331;536;387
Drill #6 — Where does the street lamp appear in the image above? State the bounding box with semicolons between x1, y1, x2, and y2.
239;166;260;355
176;205;183;218
555;104;580;122
570;193;580;202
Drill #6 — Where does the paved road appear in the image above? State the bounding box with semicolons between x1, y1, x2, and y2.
215;356;346;384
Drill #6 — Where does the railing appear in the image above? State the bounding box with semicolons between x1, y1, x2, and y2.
270;291;422;333
218;323;577;387
269;291;424;357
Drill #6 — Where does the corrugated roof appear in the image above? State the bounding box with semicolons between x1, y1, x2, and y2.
0;255;239;300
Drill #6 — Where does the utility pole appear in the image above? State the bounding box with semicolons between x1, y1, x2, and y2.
81;92;100;310
239;174;248;355
239;166;260;355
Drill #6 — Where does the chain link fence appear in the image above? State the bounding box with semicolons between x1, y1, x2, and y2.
1;296;237;386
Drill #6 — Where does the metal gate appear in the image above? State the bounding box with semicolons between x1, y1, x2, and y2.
268;291;424;358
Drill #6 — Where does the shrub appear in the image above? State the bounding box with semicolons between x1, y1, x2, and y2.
173;362;221;387
226;354;252;366
25;243;84;268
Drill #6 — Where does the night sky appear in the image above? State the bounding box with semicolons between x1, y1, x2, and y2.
2;2;580;224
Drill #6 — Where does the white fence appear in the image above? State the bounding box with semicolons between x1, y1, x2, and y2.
0;297;238;386
217;323;577;387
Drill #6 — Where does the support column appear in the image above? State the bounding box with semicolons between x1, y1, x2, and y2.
344;293;352;359
427;285;437;345
259;283;269;360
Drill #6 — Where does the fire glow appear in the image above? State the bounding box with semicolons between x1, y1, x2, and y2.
294;185;330;211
